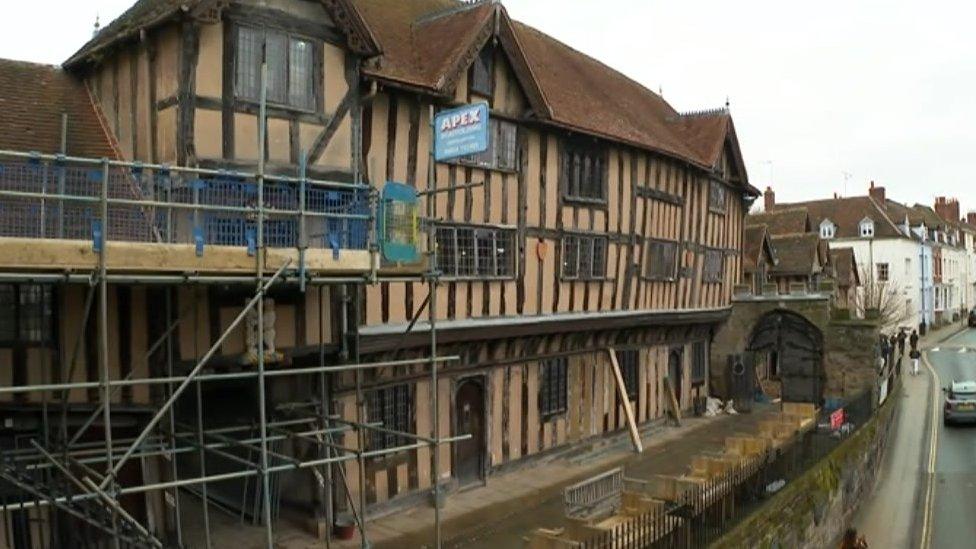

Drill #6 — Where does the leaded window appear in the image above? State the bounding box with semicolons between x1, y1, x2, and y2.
539;357;568;417
703;249;724;283
708;181;727;213
561;234;607;280
366;384;412;451
616;349;639;399
0;284;54;345
691;341;707;381
646;240;678;280
561;139;607;201
457;119;518;171
235;25;315;111
469;45;494;97
435;224;515;279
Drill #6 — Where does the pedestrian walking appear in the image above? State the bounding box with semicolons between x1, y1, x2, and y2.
910;329;919;352
897;330;906;358
910;348;921;376
840;527;868;549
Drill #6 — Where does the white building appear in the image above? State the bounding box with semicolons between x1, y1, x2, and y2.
765;183;934;331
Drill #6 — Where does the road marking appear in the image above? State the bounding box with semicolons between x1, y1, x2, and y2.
931;347;940;353
920;350;942;549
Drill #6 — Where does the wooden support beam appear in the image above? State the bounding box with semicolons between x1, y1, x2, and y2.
606;347;642;454
665;375;682;426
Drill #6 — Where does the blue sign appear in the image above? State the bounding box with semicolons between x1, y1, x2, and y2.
433;103;490;161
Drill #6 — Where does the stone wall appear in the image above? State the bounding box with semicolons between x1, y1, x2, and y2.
711;382;898;549
710;290;879;401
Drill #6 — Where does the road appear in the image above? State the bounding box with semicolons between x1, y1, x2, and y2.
855;326;976;548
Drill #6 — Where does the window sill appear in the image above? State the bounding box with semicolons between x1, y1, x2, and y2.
439;159;520;176
644;276;678;283
540;410;568;423
563;196;608;208
235;96;317;116
708;207;727;216
560;276;609;283
439;276;516;282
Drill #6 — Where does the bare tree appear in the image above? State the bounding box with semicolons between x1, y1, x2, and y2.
852;265;914;330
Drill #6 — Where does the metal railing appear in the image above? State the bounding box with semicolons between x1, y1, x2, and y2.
580;390;879;549
0;150;370;252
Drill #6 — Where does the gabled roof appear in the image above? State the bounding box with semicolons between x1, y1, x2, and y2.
746;207;811;236
769;233;824;276
743;224;776;274
353;1;751;183
64;0;379;68
830;247;860;288
0;59;117;158
774;196;904;239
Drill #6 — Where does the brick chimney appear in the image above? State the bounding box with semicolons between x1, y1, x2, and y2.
934;196;961;223
764;186;775;211
868;181;885;204
967;211;976;226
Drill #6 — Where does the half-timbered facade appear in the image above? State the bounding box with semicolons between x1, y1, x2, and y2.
0;0;756;542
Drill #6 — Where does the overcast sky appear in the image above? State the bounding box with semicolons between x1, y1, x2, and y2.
2;1;973;213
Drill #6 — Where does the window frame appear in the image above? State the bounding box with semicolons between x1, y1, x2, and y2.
561;233;609;281
0;284;56;348
703;248;724;283
645;239;679;281
876;262;890;283
434;223;517;280
365;384;413;453
468;45;495;98
448;118;520;173
859;220;875;238
539;357;568;419
691;341;707;383
708;180;728;214
234;23;320;113
561;137;608;204
616;349;640;400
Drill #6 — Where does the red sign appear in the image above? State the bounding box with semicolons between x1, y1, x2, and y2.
830;408;845;430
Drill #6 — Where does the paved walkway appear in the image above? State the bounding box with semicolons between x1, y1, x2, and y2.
853;320;967;548
367;405;778;549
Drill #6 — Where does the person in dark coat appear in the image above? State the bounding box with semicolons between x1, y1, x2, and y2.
897;330;907;357
910;329;919;352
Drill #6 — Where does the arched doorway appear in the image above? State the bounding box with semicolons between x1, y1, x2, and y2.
747;310;825;404
454;378;486;486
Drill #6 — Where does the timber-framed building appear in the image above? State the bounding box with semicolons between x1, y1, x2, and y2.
0;0;756;546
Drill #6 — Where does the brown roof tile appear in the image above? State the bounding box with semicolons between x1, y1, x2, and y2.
769;233;823;276
0;59;116;158
747;207;810;236
743;224;774;274
775;196;903;239
830;247;859;287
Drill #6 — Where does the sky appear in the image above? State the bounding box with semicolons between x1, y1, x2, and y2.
1;0;974;212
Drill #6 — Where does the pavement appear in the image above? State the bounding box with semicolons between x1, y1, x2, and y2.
853;320;969;548
175;406;777;549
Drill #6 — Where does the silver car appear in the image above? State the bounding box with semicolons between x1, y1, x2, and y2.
944;380;976;426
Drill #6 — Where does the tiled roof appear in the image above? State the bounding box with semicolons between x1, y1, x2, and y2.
830;247;859;287
351;1;752;177
747;207;810;236
775;196;904;239
769;233;823;276
63;0;751;185
0;59;116;158
743;224;771;274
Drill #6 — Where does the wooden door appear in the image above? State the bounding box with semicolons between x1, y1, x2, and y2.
455;379;485;486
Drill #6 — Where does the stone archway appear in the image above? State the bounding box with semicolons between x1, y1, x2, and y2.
747;309;825;404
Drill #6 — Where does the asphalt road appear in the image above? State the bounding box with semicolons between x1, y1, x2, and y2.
855;326;976;549
926;328;976;549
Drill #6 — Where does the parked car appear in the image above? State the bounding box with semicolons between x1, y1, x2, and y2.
944;380;976;426
969;307;976;327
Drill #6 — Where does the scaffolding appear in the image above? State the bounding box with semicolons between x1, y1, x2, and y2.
0;69;458;549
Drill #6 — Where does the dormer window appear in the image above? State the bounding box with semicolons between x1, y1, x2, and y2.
469;45;494;97
859;218;875;238
820;219;836;239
